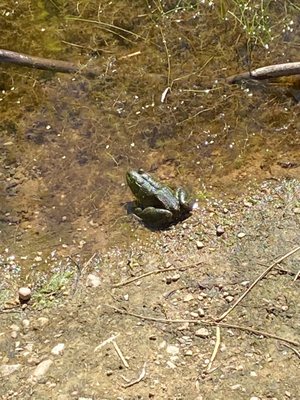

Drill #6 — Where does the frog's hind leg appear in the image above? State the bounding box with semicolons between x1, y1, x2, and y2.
135;207;173;226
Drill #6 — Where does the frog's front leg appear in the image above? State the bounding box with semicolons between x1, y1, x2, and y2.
175;188;194;212
134;206;173;225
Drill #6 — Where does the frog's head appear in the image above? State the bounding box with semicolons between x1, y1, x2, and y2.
126;170;144;195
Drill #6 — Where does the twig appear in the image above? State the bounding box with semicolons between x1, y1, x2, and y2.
122;362;147;388
282;343;300;359
206;326;221;373
94;333;119;352
0;48;97;76
227;62;300;84
81;252;97;275
112;261;202;288
119;51;142;60
293;269;300;281
215;246;300;322
105;305;299;347
0;308;21;314
113;341;129;368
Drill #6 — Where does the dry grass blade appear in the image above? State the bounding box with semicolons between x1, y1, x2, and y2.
206;326;221;373
67;17;147;44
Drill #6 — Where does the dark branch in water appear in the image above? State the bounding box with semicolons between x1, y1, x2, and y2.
227;62;300;84
0;48;98;77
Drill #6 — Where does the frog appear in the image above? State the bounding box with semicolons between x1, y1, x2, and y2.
126;169;194;226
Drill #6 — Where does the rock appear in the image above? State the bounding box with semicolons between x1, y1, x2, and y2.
183;294;194;302
166;273;181;284
225;295;234;303
293;207;300;214
18;287;31;302
195;328;210;338
177;323;189;331
30;359;53;381
86;274;101;288
37;317;49;327
237;232;246;238
196;241;205;249
166;344;180;356
216;225;225;236
22;319;30;330
190;312;198;318
0;364;21;377
197;308;205;317
51;343;65;356
166;360;176;369
11;331;18;339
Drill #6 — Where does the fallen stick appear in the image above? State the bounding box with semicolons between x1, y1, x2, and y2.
227;62;300;84
0;48;97;77
215;245;300;322
121;362;147;388
106;304;300;347
112;261;202;288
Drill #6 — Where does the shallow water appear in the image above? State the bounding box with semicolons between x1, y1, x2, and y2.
1;1;300;273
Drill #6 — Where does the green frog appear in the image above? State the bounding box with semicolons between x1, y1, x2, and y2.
126;170;194;226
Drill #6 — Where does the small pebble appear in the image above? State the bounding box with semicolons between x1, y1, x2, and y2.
190;312;198;318
166;360;176;369
197;308;205;317
216;225;225;236
51;343;65;356
11;331;18;339
18;287;31;302
293;207;300;214
166;344;180;355
22;319;30;330
30;359;53;381
231;384;242;390
196;241;204;249
86;274;101;288
237;232;246;238
183;294;194;302
37;317;49;327
225;295;234;303
0;364;21;377
195;328;210;338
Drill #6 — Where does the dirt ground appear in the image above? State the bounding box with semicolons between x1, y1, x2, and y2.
1;178;299;400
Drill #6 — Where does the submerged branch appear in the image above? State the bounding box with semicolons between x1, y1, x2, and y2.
0;49;97;77
227;62;300;84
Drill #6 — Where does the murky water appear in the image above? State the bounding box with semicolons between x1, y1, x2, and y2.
1;1;300;273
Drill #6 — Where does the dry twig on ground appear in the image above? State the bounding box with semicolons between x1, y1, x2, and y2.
105;305;299;347
227;62;300;84
216;246;300;322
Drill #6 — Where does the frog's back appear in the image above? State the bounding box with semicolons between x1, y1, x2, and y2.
155;187;180;212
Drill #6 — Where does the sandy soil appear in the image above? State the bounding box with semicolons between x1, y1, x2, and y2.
1;179;299;400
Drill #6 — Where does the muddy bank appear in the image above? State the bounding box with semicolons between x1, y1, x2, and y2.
1;179;299;399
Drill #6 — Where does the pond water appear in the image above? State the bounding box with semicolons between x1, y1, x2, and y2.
0;1;300;275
